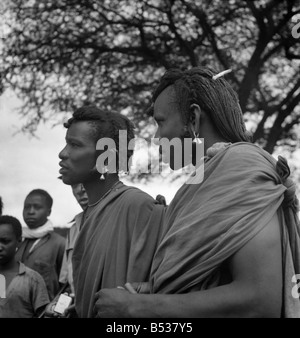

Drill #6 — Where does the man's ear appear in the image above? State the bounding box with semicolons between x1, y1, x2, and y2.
16;236;22;249
188;104;202;134
47;208;51;217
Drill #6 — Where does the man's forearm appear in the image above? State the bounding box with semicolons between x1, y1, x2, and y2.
128;282;277;318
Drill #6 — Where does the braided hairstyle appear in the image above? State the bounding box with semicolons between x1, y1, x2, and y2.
151;67;252;143
64;105;135;171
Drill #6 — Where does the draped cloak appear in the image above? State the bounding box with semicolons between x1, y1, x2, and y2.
72;182;165;318
150;142;300;317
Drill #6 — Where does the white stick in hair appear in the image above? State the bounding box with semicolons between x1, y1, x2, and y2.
212;69;232;80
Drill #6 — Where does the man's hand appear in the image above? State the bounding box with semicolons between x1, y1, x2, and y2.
94;288;134;318
43;302;60;318
64;304;76;317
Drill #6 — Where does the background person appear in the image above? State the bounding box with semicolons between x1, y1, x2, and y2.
59;181;88;294
0;215;49;318
15;189;65;299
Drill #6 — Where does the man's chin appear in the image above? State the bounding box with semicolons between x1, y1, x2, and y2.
25;222;40;229
0;258;10;266
60;175;73;185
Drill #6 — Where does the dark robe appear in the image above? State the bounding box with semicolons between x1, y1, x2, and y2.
72;182;165;318
150;143;300;318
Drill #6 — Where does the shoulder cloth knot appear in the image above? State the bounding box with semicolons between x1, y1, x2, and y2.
276;156;299;212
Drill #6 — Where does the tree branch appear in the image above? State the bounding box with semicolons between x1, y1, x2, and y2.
180;0;239;84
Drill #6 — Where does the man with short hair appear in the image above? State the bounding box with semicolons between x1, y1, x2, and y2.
16;189;65;299
58;105;165;318
94;67;300;318
0;215;49;317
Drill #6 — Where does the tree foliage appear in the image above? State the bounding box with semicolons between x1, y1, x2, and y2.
1;0;300;153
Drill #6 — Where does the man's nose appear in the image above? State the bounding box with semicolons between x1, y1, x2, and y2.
59;145;68;159
27;206;35;214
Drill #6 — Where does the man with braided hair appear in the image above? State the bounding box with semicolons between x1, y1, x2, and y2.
58;105;165;318
94;67;300;318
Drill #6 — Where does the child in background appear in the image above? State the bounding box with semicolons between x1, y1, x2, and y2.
0;215;49;318
16;189;65;299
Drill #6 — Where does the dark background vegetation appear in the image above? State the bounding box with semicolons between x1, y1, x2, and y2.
1;0;299;156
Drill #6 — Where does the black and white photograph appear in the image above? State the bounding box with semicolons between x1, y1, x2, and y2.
0;0;300;324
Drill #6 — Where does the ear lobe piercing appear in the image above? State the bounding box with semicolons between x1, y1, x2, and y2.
189;125;202;144
185;124;202;144
192;131;202;144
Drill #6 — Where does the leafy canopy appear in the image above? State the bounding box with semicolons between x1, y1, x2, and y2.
1;0;299;154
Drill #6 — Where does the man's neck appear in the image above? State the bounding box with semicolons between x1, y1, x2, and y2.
202;135;228;155
199;117;229;155
83;174;119;205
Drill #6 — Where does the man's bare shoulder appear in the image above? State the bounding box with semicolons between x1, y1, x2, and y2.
229;212;282;316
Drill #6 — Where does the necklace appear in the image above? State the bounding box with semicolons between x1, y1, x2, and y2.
87;181;120;208
80;181;121;229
